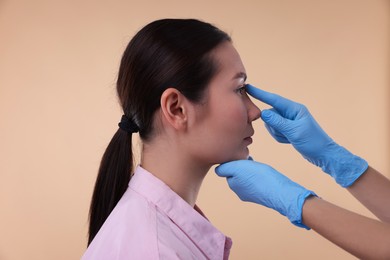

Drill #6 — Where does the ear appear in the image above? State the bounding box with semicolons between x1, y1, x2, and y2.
160;88;188;130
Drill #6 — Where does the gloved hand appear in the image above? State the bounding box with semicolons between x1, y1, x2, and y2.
246;84;368;187
215;158;316;229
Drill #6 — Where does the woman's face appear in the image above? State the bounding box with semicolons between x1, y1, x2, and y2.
187;41;261;165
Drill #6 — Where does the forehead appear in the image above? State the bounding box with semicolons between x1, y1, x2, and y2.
210;42;246;81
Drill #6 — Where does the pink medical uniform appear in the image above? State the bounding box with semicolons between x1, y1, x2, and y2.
82;166;232;259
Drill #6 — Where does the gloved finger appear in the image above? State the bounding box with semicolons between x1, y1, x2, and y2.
215;160;249;177
246;84;299;115
264;123;290;143
261;109;290;143
261;109;295;134
215;163;235;177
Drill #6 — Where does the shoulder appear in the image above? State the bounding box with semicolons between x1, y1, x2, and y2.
81;188;159;259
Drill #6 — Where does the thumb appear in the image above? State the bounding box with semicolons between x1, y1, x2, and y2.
261;109;292;133
215;160;245;178
215;163;234;177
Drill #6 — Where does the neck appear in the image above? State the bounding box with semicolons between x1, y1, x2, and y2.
140;141;210;207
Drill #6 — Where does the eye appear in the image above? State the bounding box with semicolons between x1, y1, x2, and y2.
236;84;247;95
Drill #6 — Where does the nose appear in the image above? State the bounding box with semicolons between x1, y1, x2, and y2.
245;95;261;123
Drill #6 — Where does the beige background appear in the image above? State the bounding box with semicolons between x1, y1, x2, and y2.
0;0;389;259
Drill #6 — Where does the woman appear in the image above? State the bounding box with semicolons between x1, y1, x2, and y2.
82;19;260;259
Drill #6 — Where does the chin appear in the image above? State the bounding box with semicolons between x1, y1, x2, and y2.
218;148;250;164
236;147;250;160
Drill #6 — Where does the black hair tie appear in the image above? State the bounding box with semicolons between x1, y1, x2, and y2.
118;115;139;133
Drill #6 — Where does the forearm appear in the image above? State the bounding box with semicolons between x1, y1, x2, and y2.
302;196;390;259
347;166;390;223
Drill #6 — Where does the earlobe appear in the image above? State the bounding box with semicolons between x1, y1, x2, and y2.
160;88;188;130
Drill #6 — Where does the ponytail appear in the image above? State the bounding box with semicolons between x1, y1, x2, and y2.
88;128;133;245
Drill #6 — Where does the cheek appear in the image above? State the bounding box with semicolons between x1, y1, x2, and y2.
207;102;249;159
230;103;248;124
218;99;248;130
189;95;250;164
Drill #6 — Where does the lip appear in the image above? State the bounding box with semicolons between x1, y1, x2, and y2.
244;128;255;144
244;136;253;144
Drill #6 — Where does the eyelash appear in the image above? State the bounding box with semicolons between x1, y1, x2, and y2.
236;84;247;95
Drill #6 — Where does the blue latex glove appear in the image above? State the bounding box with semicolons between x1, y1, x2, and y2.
215;159;316;229
246;84;368;187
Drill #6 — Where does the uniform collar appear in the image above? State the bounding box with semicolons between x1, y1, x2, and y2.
129;165;232;259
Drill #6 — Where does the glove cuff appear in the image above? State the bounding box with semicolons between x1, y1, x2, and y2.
289;190;317;230
321;145;369;188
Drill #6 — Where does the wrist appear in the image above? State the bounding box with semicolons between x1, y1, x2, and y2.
301;196;322;229
321;145;368;187
287;188;317;230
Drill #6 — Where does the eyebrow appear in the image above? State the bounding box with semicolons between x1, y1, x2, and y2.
232;72;247;81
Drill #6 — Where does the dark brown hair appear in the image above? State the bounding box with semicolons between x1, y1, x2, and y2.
88;18;231;244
